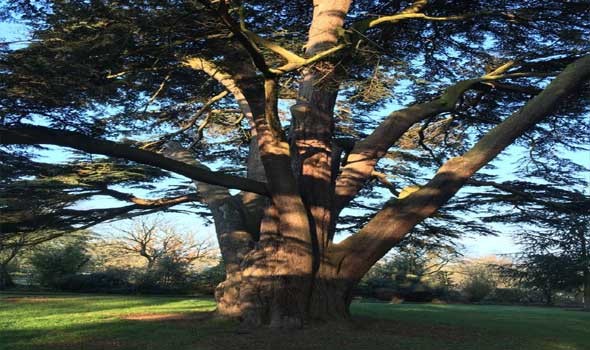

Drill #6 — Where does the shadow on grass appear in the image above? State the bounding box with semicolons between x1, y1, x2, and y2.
2;315;475;350
2;297;589;350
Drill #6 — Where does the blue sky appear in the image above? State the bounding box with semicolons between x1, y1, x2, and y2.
2;20;588;258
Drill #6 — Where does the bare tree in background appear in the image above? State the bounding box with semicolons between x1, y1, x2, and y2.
105;218;215;271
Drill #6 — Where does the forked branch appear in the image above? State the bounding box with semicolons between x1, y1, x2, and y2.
334;67;554;213
333;54;590;278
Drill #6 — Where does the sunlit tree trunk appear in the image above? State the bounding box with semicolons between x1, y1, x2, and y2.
156;6;590;325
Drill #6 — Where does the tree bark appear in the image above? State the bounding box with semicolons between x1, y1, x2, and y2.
232;1;354;327
212;49;590;328
163;142;262;317
154;12;590;327
291;0;352;256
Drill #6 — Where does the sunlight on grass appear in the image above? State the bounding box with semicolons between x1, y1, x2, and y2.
1;293;589;350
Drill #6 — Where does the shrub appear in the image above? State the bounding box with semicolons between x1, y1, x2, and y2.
57;269;132;292
135;255;191;293
30;242;89;289
483;288;526;304
462;272;495;302
192;262;226;295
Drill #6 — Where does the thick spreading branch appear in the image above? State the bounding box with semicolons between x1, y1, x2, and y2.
333;69;545;213
2;192;198;234
0;125;269;195
99;187;200;207
334;54;590;278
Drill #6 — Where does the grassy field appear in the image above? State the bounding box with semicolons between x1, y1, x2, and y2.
1;293;588;350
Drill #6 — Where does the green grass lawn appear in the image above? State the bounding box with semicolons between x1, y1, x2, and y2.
1;293;588;350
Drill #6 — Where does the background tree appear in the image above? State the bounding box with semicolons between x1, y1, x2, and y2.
0;229;69;289
104;217;215;271
0;0;589;327
471;165;589;307
0;234;23;289
459;260;499;303
360;244;457;302
29;232;91;289
498;214;590;308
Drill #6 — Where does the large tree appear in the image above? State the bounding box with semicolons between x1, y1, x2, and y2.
1;1;589;327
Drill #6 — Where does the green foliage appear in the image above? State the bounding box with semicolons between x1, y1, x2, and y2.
192;261;226;295
499;254;576;305
461;271;496;302
1;294;590;350
1;0;588;245
495;214;590;305
135;255;191;293
56;269;133;293
482;288;529;305
29;240;90;289
359;247;454;302
1;156;171;234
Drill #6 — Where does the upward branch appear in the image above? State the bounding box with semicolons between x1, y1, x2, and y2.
182;57;254;122
333;69;551;213
333;54;590;278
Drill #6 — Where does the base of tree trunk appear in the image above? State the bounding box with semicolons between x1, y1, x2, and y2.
214;273;354;328
215;274;243;317
308;278;353;321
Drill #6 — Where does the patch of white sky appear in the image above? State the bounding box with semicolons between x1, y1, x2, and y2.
0;21;30;49
3;19;589;257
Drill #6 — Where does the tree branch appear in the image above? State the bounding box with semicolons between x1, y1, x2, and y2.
333;54;590;279
143;90;229;145
366;10;517;29
198;0;272;76
0;125;269;195
467;179;590;212
1;195;196;235
182;57;254;123
98;187;201;207
333;70;545;213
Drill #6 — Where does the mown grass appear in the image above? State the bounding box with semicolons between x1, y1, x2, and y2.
1;292;588;350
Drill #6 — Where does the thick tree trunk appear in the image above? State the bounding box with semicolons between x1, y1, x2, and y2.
192;6;590;327
236;204;313;328
308;262;356;321
209;43;590;330
163;142;263;317
291;0;352;254
236;251;356;326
